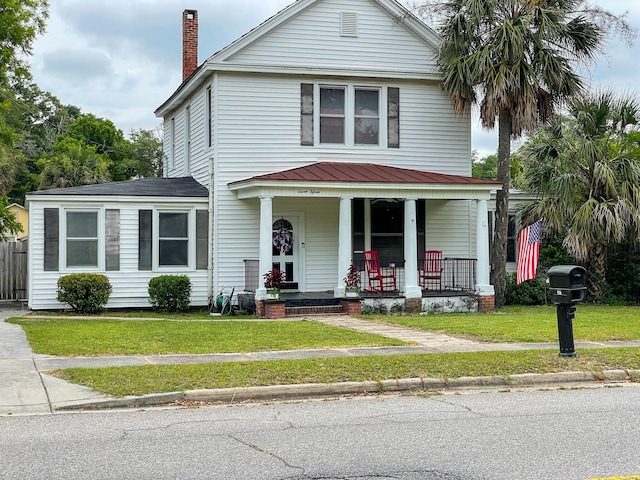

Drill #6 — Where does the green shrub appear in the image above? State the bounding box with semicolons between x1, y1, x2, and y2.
148;275;192;312
57;273;112;314
505;273;548;306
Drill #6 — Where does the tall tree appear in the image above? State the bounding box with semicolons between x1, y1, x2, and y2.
66;113;135;181
423;0;628;307
0;0;49;85
127;127;164;178
519;90;640;301
38;142;111;190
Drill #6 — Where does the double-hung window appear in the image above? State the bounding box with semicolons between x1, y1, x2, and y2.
66;210;99;268
317;85;384;146
158;211;189;267
320;87;346;144
354;88;380;145
138;208;208;271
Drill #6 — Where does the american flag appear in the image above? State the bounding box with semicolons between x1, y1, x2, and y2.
516;220;541;284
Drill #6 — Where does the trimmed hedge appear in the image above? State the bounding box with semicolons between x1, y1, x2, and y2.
148;275;192;312
57;273;112;314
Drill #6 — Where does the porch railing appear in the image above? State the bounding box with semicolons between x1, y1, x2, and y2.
243;257;477;294
351;257;477;293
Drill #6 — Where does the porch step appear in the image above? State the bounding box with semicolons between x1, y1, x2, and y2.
285;305;346;317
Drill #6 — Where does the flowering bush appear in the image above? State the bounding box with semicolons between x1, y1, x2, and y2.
263;269;285;297
343;263;361;294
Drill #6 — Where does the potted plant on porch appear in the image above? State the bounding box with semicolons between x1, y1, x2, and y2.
343;263;361;298
263;268;285;299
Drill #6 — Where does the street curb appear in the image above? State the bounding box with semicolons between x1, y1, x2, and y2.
54;369;640;411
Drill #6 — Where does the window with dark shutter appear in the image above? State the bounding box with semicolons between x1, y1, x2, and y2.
138;210;152;270
44;208;59;271
196;210;208;270
105;209;120;271
388;87;400;148
301;83;314;146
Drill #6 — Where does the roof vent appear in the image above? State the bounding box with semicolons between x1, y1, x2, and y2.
340;11;358;37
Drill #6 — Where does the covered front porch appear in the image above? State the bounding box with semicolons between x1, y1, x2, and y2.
228;162;500;315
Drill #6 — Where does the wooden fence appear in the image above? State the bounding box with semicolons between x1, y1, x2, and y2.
0;241;28;300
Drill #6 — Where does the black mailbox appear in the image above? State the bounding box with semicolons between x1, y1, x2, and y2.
547;265;587;357
547;265;587;304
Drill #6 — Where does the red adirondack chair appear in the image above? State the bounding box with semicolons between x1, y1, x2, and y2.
419;250;443;291
363;250;397;292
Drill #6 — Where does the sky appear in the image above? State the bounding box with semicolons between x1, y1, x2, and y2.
29;0;640;158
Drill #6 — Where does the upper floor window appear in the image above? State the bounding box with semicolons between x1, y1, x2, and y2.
318;85;381;146
302;83;398;148
185;106;191;174
354;88;380;145
206;86;213;148
170;117;176;169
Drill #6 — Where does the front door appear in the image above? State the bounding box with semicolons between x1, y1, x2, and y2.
272;215;301;290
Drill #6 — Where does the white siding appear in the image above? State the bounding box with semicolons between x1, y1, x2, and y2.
426;200;475;258
205;72;474;293
28;200;208;310
229;0;437;75
213;73;470;178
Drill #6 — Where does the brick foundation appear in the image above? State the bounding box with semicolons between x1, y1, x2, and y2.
340;299;362;315
478;295;495;312
256;300;286;319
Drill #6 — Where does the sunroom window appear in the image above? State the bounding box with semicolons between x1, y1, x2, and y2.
66;211;98;268
158;212;189;266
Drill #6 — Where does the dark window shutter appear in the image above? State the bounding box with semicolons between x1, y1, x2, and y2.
44;208;59;271
138;210;152;271
301;83;314;146
106;209;120;271
388;87;400;148
196;210;209;270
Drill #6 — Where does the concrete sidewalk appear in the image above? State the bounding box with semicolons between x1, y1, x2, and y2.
2;303;640;415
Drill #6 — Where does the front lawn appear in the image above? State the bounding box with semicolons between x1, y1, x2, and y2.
370;305;640;343
58;347;640;397
7;318;406;356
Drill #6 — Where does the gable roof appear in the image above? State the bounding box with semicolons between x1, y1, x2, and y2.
156;0;441;117
26;177;209;198
231;162;500;187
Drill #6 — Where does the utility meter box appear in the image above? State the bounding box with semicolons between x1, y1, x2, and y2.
547;265;587;304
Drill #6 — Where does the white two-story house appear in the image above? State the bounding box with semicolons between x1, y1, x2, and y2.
26;0;499;314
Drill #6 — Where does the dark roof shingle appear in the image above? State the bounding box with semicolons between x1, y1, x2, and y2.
28;177;209;197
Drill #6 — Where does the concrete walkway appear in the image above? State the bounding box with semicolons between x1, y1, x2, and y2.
2;303;640;415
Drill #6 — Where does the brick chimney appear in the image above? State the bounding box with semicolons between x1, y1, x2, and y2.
182;9;198;81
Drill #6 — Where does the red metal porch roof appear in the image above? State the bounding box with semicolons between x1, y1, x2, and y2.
230;162;501;186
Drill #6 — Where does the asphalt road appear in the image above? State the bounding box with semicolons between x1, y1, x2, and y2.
1;384;639;480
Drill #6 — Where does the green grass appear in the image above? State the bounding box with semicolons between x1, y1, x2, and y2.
369;305;640;343
6;318;406;356
57;347;640;397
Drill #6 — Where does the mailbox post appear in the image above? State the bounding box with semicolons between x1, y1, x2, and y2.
547;265;587;357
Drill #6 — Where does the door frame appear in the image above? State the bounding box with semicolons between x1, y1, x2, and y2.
272;212;305;292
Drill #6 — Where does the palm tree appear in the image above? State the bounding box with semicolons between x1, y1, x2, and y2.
428;0;626;307
39;145;111;190
519;90;640;300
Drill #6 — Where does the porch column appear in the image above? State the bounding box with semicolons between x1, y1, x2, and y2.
475;199;495;303
335;196;352;297
257;195;273;300
404;198;421;299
